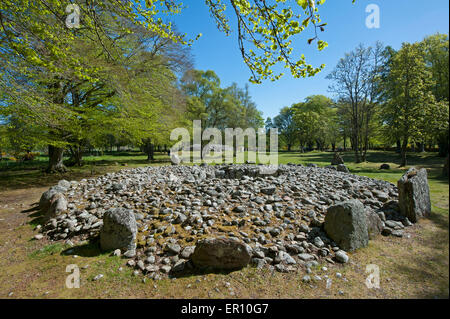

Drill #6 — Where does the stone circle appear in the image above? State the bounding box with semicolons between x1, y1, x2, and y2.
35;163;427;279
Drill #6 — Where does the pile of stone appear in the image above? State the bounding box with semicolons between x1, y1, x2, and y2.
35;164;431;279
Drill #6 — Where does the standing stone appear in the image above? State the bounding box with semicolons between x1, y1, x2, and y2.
191;237;252;270
397;168;431;223
170;153;181;165
324;200;369;251
39;186;66;213
100;208;137;252
45;193;68;221
331;153;344;165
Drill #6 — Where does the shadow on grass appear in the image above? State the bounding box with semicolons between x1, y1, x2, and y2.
282;150;446;167
428;211;450;232
169;264;240;279
61;238;103;258
390;213;449;298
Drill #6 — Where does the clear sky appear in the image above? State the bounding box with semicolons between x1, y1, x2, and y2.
172;0;449;120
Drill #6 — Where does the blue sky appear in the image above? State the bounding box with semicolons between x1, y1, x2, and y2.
172;0;449;120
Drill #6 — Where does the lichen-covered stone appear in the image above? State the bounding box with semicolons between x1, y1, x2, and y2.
397;168;431;223
45;193;68;221
191;237;252;270
39;185;66;213
100;208;137;252
324;200;369;251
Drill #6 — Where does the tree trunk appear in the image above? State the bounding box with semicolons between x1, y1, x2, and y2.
143;139;154;161
47;145;67;173
443;154;449;177
418;142;425;153
396;140;401;153
287;144;291;152
73;146;83;166
351;135;361;163
400;138;408;167
68;145;83;167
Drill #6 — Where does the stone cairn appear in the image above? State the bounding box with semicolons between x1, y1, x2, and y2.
35;164;431;279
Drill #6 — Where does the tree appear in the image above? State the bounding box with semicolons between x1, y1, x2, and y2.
421;34;449;157
292;95;334;151
382;42;436;167
0;0;333;85
273;107;297;151
422;33;449;102
182;70;262;130
327;43;387;163
0;2;191;170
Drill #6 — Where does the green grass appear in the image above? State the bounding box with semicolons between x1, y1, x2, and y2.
28;243;68;260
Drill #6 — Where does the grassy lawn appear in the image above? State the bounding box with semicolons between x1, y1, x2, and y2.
0;150;448;298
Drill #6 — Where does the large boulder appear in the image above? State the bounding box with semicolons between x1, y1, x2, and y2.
397;168;431;223
39;184;69;221
191;237;252;270
331;153;344;165
324;200;369;251
39;185;67;212
100;208;137;252
45;193;68;221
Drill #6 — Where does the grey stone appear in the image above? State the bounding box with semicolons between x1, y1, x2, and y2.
160;265;172;274
324;200;369;251
366;211;383;239
251;258;266;269
275;264;289;273
100;208;137;252
313;236;325;248
180;246;195;259
397;168;431;223
337;164;349;173
298;253;315;261
302;275;311;282
191;237;252;270
391;230;404;237
261;186;276;195
45;193;68;221
39;187;64;216
335;250;349;263
274;251;296;265
165;243;181;255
